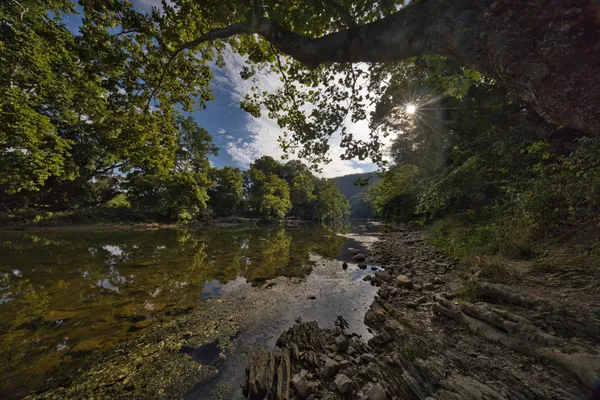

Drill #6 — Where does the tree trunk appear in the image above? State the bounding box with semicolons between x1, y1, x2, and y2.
186;0;600;135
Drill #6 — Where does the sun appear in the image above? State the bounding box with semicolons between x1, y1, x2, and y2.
406;104;416;114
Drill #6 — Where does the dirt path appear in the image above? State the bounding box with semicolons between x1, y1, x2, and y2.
244;226;600;399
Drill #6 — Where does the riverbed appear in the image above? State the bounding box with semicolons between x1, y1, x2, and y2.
0;222;382;399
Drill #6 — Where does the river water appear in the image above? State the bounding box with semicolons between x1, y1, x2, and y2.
0;223;381;399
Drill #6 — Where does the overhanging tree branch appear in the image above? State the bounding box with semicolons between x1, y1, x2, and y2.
148;0;600;135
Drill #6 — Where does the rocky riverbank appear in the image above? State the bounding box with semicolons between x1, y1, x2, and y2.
244;226;600;399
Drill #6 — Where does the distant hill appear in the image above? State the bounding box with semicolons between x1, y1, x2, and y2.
332;172;380;218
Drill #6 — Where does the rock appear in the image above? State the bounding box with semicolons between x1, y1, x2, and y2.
340;359;350;369
363;275;372;281
342;262;348;270
335;354;345;362
353;253;366;262
335;374;353;394
291;374;313;397
374;271;391;282
366;383;388;400
358;263;368;269
322;357;340;379
348;248;361;255
335;335;350;352
361;353;376;363
308;295;317;300
423;282;436;291
433;277;445;284
416;296;428;304
395;275;413;288
44;310;77;322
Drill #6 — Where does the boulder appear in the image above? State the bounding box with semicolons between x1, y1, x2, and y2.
342;262;348;270
358;263;368;269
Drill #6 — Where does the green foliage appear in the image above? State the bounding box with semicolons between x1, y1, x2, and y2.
313;179;350;221
208;167;245;217
104;193;131;209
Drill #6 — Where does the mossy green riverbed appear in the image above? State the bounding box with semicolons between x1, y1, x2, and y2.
0;224;380;399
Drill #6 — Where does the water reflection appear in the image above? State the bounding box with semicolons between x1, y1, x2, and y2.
0;225;349;397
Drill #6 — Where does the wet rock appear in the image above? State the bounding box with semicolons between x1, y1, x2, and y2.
364;275;372;282
308;295;317;300
366;383;388;400
335;374;353;394
335;335;349;352
348;248;361;255
44;310;77;322
395;275;413;288
322;357;340;379
342;262;348;270
130;319;154;331
358;263;368;269
353;253;366;262
291;374;313;397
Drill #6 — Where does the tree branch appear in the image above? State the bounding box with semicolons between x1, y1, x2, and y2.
322;0;357;28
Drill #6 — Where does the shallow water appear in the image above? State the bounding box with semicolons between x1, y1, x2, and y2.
0;223;380;398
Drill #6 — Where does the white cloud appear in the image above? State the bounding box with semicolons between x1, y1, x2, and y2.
217;128;226;134
212;50;391;178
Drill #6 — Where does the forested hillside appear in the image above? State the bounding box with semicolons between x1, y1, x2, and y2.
332;173;379;219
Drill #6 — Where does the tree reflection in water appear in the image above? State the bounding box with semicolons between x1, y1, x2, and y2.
0;224;349;396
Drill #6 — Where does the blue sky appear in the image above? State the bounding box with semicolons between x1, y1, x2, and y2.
63;0;381;178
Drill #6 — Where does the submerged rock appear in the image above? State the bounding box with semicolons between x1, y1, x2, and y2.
44;310;77;322
353;253;366;262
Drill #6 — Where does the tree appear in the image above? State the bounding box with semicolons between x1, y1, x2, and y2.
0;0;216;210
313;179;350;221
247;169;292;219
128;0;598;165
208;166;244;217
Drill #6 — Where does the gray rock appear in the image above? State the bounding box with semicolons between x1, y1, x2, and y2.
335;335;350;352
335;374;353;394
291;374;313;397
366;384;388;400
340;359;350;369
322;357;340;379
353;253;366;262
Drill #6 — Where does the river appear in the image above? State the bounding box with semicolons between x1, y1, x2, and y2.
0;222;381;399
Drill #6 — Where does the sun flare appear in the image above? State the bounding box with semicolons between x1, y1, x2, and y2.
406;104;416;114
